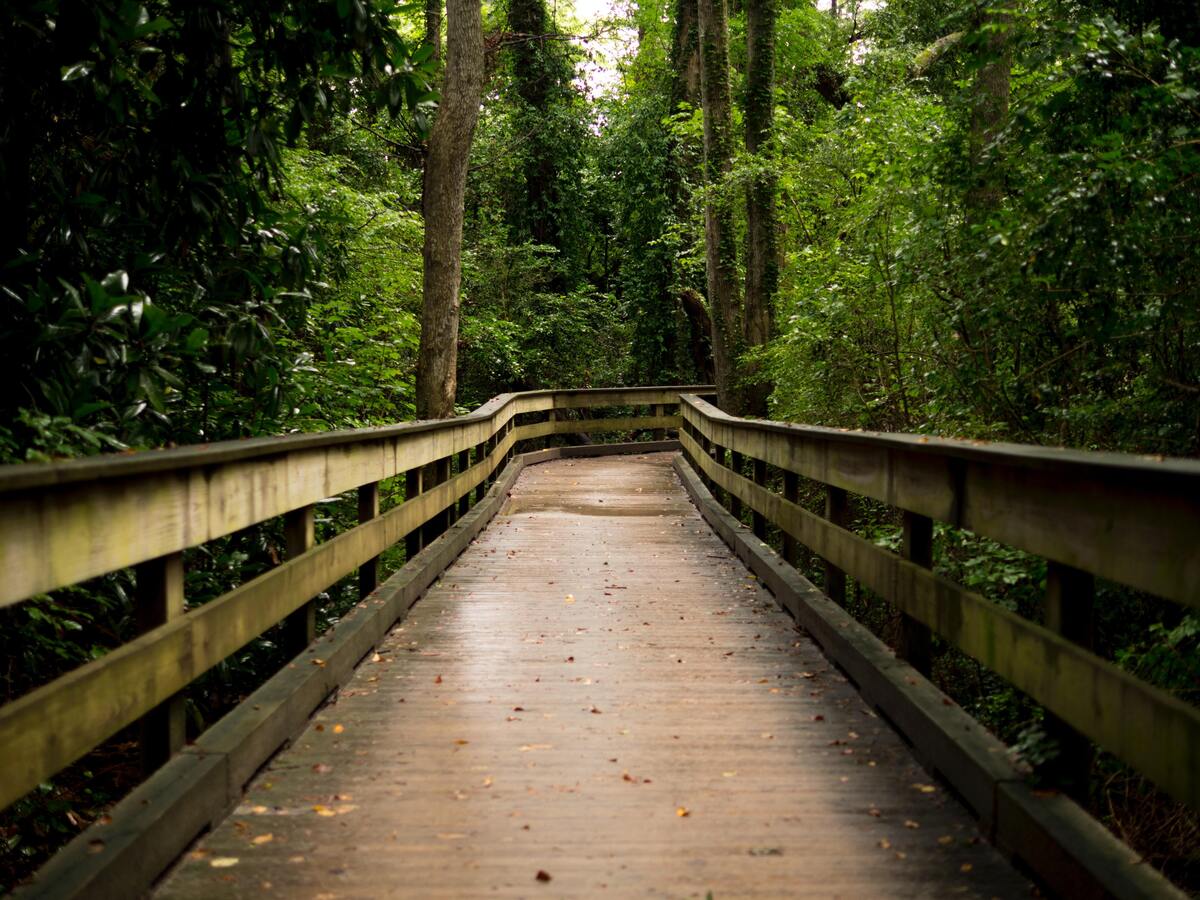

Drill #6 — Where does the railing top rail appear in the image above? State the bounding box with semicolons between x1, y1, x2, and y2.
0;385;711;493
680;394;1200;483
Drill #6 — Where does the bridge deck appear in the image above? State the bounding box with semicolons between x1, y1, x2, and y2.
156;453;1029;899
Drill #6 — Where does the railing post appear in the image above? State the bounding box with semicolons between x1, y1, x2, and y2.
752;458;767;540
653;404;665;441
405;467;423;560
712;443;728;508
358;482;380;598
423;456;451;546
824;486;848;606
457;449;471;518
135;552;186;773
897;511;933;675
782;470;798;567
475;440;488;501
729;451;744;520
1042;562;1095;801
283;505;316;653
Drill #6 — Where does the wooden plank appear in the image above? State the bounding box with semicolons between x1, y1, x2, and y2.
681;431;1200;809
282;505;316;653
673;455;1186;900
358;482;380;598
0;429;523;811
134;553;186;774
681;396;1200;606
0;390;707;607
18;448;536;900
153;454;1029;900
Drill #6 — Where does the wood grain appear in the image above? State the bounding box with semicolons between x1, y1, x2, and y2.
155;454;1028;899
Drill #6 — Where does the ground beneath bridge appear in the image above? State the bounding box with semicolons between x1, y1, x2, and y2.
156;453;1030;899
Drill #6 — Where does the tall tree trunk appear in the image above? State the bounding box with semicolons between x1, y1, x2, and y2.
417;0;484;419
697;0;744;413
966;1;1012;220
425;0;443;61
671;0;701;109
743;0;777;416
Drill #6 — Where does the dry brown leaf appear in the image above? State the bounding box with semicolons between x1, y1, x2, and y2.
252;834;273;845
676;806;690;817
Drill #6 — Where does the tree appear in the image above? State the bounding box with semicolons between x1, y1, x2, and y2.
417;0;486;419
743;0;778;415
696;0;745;412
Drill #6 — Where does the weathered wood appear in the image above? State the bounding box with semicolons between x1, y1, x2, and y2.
1041;562;1095;801
358;482;380;598
19;444;539;900
730;450;744;518
782;470;798;567
752;456;767;539
897;511;933;676
153;455;1029;900
673;455;1187;900
653;403;666;440
282;505;316;654
681;395;1200;607
681;430;1200;810
456;449;470;518
0;429;520;812
405;467;423;560
135;553;186;774
0;389;708;608
824;485;848;605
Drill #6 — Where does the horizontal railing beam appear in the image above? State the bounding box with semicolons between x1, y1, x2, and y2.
681;395;1200;607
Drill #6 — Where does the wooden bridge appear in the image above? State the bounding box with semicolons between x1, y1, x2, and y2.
1;387;1196;898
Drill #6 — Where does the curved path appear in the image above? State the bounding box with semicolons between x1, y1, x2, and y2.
156;453;1029;899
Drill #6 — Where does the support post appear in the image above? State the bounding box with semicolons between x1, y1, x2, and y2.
897;510;933;675
752;458;767;540
653;404;666;441
405;467;423;560
1042;562;1095;801
423;456;451;546
135;553;186;773
824;486;848;606
730;451;744;520
283;505;316;653
358;482;380;598
475;441;488;501
782;470;798;567
457;449;471;517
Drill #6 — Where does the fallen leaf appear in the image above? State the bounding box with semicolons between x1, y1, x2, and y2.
332;724;345;734
676;807;691;817
210;858;240;868
252;834;274;845
879;838;891;849
438;833;467;840
454;739;469;745
87;839;105;855
434;675;443;684
311;658;326;667
312;763;333;774
960;863;973;874
535;870;552;882
912;783;937;794
722;771;737;778
904;820;920;829
748;847;783;857
868;807;882;817
937;835;954;845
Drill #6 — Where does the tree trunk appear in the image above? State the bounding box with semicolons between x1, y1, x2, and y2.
743;0;777;416
697;0;744;414
425;0;443;61
966;2;1012;220
417;0;484;419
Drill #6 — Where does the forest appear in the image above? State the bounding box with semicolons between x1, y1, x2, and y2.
0;0;1197;892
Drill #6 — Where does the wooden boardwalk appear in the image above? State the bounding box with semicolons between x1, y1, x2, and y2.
155;453;1030;899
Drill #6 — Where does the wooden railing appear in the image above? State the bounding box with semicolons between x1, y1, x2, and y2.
677;393;1200;812
0;386;707;815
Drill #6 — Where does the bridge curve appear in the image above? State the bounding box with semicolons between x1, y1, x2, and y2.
155;453;1027;898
